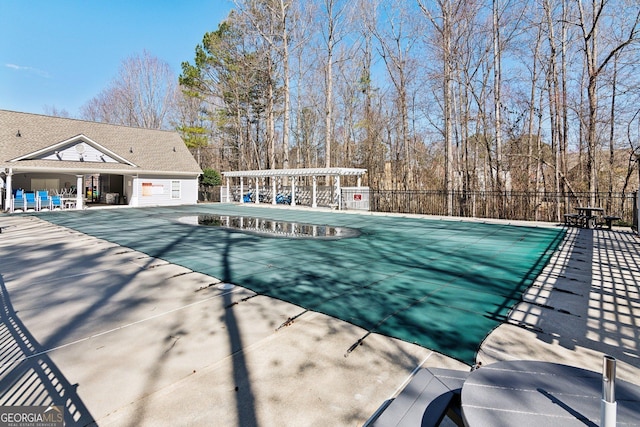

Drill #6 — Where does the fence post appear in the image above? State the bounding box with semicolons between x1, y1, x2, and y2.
600;355;617;427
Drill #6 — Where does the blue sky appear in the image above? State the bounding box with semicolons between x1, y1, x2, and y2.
0;0;232;117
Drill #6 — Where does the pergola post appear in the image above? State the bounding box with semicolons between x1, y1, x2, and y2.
312;175;318;208
335;175;341;210
255;179;260;204
272;177;277;205
226;177;230;203
291;177;296;206
240;178;244;203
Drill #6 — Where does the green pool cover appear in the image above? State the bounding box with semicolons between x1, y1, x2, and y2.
38;204;565;364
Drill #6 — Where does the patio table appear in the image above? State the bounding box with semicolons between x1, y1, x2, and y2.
461;360;640;426
62;197;77;209
575;206;604;229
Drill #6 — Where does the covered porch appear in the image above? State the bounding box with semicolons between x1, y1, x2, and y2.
2;167;131;212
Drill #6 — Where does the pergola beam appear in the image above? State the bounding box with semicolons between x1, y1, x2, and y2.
222;167;366;178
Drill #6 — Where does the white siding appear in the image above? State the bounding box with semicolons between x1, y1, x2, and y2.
39;142;119;163
134;176;198;207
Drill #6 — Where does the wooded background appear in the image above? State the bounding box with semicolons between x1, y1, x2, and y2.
79;0;640;218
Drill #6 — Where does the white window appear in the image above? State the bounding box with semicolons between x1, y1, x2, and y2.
171;180;181;199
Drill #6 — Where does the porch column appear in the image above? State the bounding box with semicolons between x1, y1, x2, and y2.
240;178;244;203
312;176;317;208
76;175;84;209
272;177;277;205
4;169;12;212
291;176;296;206
129;175;140;207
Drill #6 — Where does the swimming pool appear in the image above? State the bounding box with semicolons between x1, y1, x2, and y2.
37;204;565;364
178;214;360;239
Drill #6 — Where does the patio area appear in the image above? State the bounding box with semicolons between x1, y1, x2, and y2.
0;205;638;426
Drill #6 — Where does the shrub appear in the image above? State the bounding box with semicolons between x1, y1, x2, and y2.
201;168;222;186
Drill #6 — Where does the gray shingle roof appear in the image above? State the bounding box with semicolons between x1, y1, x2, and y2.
1;110;202;176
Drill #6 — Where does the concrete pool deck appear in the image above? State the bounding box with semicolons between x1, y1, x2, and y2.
0;209;639;426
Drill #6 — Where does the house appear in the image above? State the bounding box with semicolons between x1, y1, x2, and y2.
1;110;202;211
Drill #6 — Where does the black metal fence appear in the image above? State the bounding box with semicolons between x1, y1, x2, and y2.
370;190;638;226
200;185;638;228
199;186;221;203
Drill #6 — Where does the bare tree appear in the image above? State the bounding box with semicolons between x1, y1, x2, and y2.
168;0;640;209
291;2;321;169
319;0;351;168
279;0;292;170
42;105;71;118
575;0;640;204
234;0;295;171
353;0;387;187
369;0;419;190
419;0;460;212
81;50;177;129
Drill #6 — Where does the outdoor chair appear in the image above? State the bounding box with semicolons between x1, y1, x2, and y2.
12;189;25;212
51;195;63;210
24;192;38;211
37;190;51;210
276;193;291;205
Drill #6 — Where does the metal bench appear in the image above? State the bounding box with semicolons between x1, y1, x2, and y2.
365;368;469;427
564;213;581;226
597;215;621;230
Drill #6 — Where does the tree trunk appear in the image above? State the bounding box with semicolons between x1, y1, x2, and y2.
493;0;503;195
280;0;291;171
324;0;336;169
607;55;618;212
418;0;454;214
444;2;453;215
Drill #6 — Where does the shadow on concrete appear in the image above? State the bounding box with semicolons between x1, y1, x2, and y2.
0;276;95;426
505;227;640;370
108;220;261;427
219;231;259;427
1;212;259;426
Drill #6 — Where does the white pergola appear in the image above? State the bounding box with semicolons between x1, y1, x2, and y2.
222;167;367;209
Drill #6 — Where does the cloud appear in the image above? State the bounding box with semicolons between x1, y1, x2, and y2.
5;63;51;78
